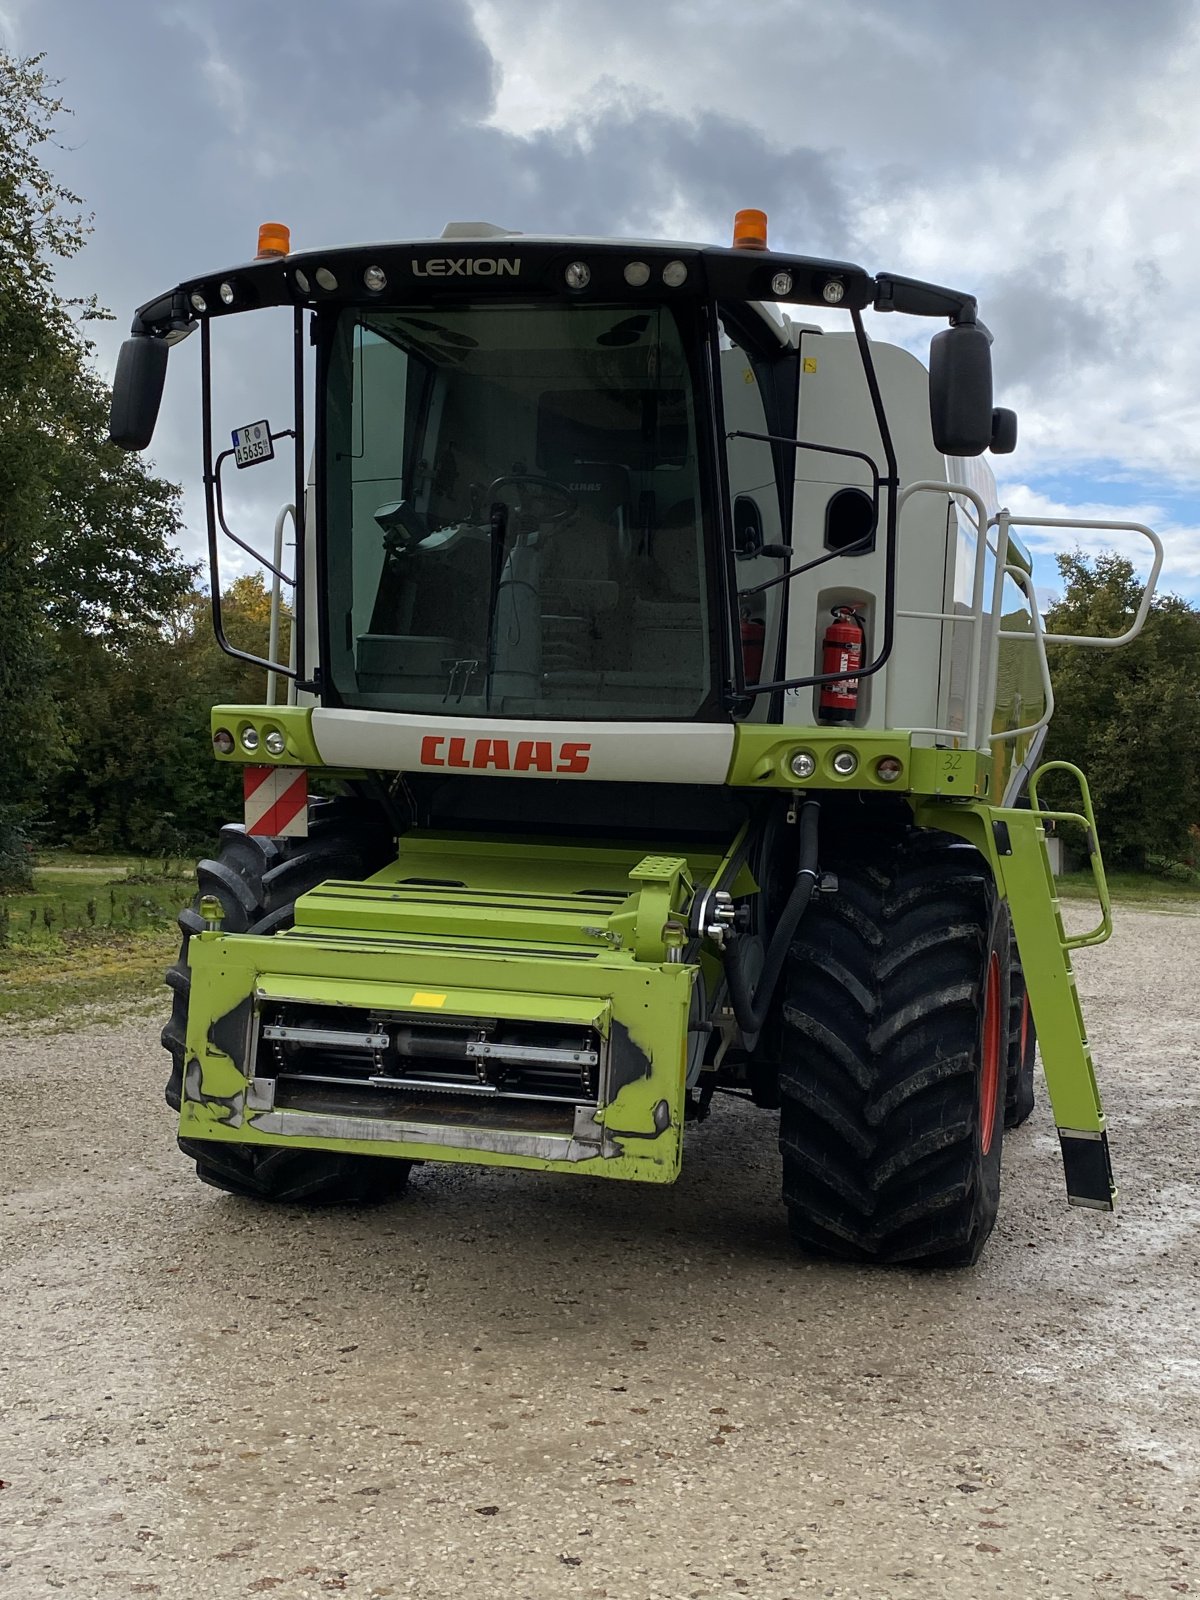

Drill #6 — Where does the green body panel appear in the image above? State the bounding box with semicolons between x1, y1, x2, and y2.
187;732;1112;1209
180;831;719;1184
211;704;324;767
210;709;996;801
914;774;1116;1209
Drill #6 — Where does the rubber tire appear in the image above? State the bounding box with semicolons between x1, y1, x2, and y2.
177;1138;410;1205
778;827;1009;1267
164;797;409;1205
1005;942;1037;1129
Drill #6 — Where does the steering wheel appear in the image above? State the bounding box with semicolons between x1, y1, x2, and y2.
485;473;577;529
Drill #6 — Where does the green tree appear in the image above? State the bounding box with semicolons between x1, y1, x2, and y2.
1043;551;1200;868
45;574;290;854
0;52;192;887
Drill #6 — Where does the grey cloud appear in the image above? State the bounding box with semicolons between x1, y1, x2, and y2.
984;254;1115;393
30;0;857;565
473;0;1194;175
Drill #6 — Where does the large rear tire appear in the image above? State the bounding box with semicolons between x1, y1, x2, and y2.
778;828;1008;1267
1005;942;1037;1128
164;798;409;1204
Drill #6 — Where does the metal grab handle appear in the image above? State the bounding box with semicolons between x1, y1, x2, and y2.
992;564;1055;745
997;514;1164;648
894;479;991;747
266;502;298;708
1028;760;1112;949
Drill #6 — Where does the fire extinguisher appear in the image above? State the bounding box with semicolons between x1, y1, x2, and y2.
819;606;866;724
740;613;765;683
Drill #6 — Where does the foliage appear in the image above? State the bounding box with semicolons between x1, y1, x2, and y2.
43;573;290;854
1043;551;1200;868
0;850;185;1025
0;52;192;888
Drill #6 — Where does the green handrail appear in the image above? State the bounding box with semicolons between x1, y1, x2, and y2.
1028;760;1112;948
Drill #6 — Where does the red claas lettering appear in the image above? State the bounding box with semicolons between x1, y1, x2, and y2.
418;736;592;774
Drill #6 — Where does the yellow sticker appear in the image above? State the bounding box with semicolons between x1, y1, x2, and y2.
802;357;818;373
410;991;447;1008
743;368;756;385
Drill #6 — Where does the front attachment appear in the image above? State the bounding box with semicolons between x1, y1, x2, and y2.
178;833;709;1184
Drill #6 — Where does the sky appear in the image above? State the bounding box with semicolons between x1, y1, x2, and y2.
6;0;1198;605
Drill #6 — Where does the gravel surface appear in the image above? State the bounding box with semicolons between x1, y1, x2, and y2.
2;906;1199;1599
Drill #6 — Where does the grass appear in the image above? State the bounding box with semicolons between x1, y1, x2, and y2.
0;851;191;1027
1057;868;1200;911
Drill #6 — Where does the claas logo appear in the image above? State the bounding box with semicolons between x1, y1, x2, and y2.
420;736;591;773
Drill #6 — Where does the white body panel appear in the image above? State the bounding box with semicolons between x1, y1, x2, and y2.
787;332;954;740
310;709;736;784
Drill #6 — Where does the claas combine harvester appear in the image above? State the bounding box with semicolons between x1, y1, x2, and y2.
110;211;1162;1265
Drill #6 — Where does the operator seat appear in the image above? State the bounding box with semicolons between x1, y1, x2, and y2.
630;498;706;682
538;460;633;674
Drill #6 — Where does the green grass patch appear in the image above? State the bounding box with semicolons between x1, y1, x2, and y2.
0;929;177;1027
1056;868;1200;910
1;851;190;1025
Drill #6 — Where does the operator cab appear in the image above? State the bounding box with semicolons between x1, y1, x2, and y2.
327;300;717;719
109;218;1008;723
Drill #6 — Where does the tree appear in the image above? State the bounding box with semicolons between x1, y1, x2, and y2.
1043;552;1200;869
44;574;291;854
0;52;192;887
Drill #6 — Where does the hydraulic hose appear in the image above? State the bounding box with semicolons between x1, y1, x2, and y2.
725;797;821;1038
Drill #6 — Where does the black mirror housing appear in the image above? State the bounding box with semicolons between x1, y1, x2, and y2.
109;336;169;450
990;406;1018;455
929;323;993;456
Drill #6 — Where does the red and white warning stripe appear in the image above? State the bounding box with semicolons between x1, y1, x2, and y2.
244;766;309;838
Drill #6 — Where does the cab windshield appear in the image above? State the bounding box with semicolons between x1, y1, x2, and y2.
322;302;718;719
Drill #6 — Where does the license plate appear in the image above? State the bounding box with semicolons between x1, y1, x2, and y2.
232;420;274;469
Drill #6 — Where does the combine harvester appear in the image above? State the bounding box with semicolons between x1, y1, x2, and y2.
110;211;1161;1264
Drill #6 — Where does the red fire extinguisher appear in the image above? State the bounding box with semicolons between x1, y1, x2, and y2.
819;606;866;724
740;613;765;683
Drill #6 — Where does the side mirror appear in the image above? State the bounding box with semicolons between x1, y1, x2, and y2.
733;494;764;558
990;407;1018;455
108;336;169;450
929;323;993;457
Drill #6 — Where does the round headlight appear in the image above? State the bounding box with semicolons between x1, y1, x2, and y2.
315;266;338;291
294;269;311;294
662;260;688;288
212;727;235;755
363;265;387;292
822;278;846;305
219;281;235;306
240;726;260;753
624;261;650;287
771;271;793;297
264;729;287;757
789;750;817;780
564;261;591;289
875;756;904;784
832;749;858;776
189;291;207;314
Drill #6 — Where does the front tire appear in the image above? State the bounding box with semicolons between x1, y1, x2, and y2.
164;798;407;1204
177;1139;411;1204
778;828;1008;1267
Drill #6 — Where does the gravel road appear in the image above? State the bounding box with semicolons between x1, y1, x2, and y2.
2;906;1199;1599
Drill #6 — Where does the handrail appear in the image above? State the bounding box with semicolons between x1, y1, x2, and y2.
266;502;298;707
992;563;1055;745
1028;760;1112;948
997;513;1164;647
892;479;991;747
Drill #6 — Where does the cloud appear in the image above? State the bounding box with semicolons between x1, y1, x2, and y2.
997;481;1200;605
24;0;1200;605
